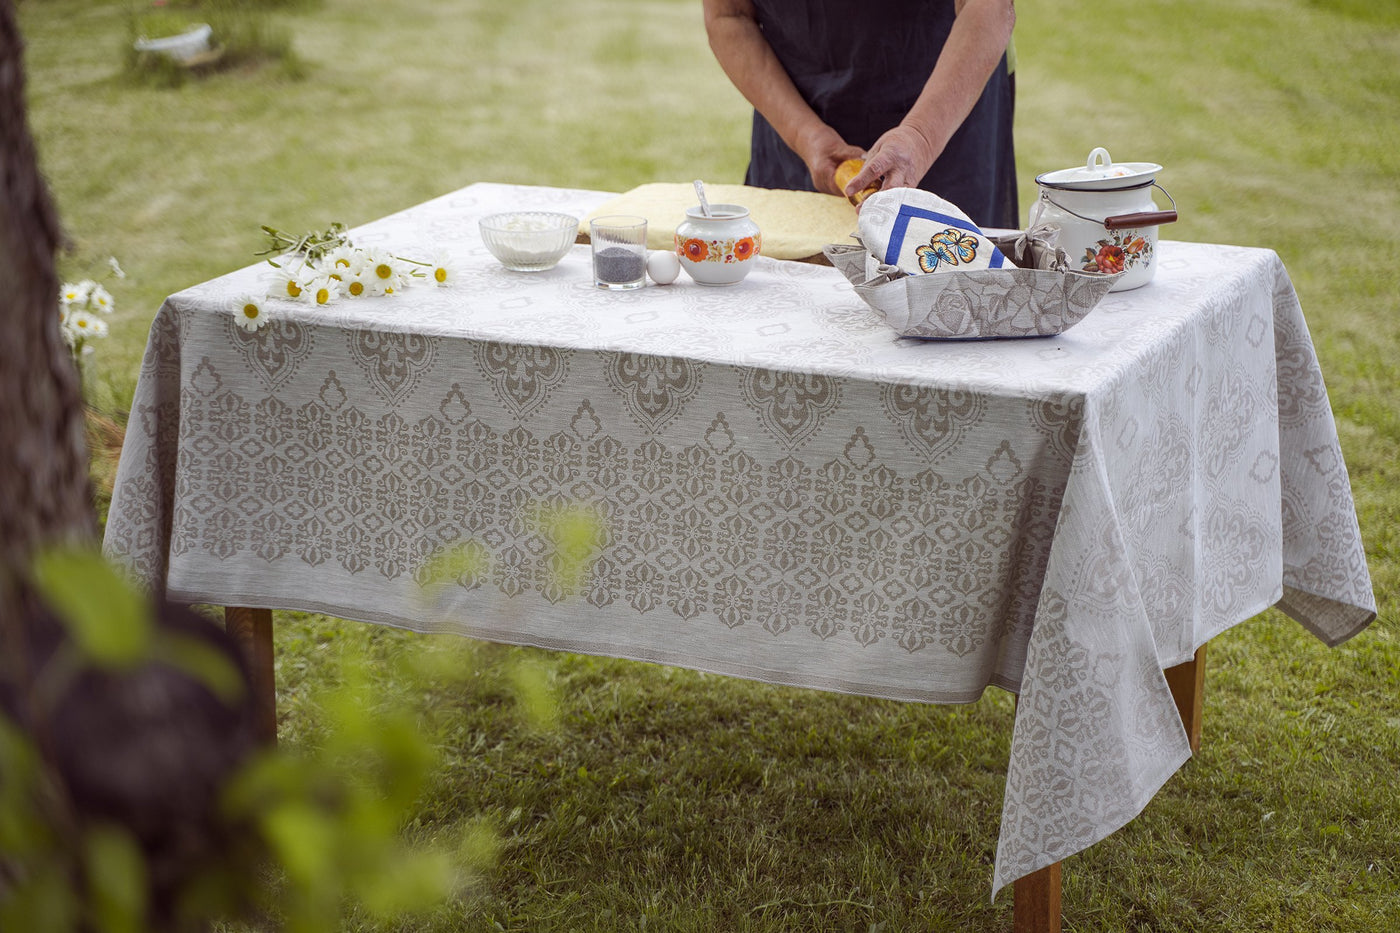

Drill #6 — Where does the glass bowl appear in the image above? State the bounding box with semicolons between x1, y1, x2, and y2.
479;211;579;272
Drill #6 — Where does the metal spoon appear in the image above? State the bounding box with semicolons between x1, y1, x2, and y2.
693;179;712;218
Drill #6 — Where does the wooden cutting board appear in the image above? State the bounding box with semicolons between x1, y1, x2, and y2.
578;183;860;262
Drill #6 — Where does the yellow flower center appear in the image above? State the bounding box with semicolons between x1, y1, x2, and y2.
375;263;393;280
349;281;364;296
329;272;343;281
242;304;259;319
336;257;351;268
316;288;330;304
434;267;448;283
77;319;89;329
286;280;302;298
384;286;394;294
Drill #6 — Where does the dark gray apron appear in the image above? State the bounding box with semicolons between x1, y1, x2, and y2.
743;0;1017;228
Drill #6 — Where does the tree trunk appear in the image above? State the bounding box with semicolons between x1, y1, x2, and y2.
1;20;264;930
0;0;96;704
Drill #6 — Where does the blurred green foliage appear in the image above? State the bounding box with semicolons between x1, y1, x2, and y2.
0;535;583;931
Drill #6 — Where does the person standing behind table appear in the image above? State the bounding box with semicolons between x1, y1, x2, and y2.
702;0;1019;229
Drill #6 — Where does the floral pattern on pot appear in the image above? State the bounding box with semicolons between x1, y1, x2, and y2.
1081;232;1152;274
675;233;762;264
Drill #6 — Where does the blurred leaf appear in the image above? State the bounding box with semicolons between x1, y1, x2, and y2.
341;789;400;852
508;656;559;731
417;539;491;589
262;802;337;888
205;617;500;929
366;717;439;811
397;633;480;688
84;824;147;933
0;859;80;933
151;631;246;705
359;848;455;917
221;746;301;815
457;816;502;876
535;503;604;594
30;546;151;667
0;719;48;852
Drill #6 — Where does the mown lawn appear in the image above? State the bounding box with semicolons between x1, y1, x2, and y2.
19;0;1399;929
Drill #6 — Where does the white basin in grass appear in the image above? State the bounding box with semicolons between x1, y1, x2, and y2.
134;23;213;63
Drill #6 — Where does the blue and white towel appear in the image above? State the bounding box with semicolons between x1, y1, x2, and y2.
857;188;1007;276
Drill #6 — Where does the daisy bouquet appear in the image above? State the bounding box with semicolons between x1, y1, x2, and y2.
58;257;124;366
235;223;457;332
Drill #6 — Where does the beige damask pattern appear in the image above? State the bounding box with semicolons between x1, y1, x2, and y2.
740;369;843;451
104;183;1375;897
350;330;438;406
604;352;706;434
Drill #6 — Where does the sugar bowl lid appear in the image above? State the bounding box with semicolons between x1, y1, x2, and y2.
1035;147;1162;190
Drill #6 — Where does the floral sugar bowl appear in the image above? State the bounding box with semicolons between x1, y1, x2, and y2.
675;204;762;286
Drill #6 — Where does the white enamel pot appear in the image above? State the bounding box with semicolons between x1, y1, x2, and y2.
1030;147;1178;291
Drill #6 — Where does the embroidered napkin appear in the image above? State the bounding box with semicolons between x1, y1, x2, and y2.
857;188;1007;276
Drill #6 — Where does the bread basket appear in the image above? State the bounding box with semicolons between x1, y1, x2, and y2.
822;229;1120;340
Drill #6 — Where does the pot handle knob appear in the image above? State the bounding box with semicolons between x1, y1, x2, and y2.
1087;147;1113;172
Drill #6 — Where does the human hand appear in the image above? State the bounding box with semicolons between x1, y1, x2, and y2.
794;124;866;197
845;124;939;200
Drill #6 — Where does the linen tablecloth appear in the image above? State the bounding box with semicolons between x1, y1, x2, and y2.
104;183;1375;894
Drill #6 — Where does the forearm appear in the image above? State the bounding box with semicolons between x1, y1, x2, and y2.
703;0;860;193
901;0;1016;159
844;0;1015;197
702;0;825;157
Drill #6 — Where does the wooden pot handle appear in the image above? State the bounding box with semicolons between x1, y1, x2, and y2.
1103;210;1178;230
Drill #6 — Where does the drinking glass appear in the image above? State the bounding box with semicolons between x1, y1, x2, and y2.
590;215;648;290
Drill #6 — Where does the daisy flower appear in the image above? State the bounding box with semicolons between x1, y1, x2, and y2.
90;284;114;313
362;248;408;297
428;249;458;287
68;309;107;339
342;263;372;298
267;256;312;301
305;274;341;307
232;294;269;331
321;244;364;284
59;281;92;306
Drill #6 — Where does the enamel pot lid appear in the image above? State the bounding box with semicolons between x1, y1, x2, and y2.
1035;147;1163;191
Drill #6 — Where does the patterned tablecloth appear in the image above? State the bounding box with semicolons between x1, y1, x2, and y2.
104;183;1376;895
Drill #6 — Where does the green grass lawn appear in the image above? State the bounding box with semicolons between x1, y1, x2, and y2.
19;0;1399;929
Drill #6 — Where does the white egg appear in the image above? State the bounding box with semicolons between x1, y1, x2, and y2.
646;250;680;285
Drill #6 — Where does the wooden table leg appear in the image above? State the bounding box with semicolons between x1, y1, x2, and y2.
224;606;276;745
1014;862;1062;933
1164;643;1207;754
